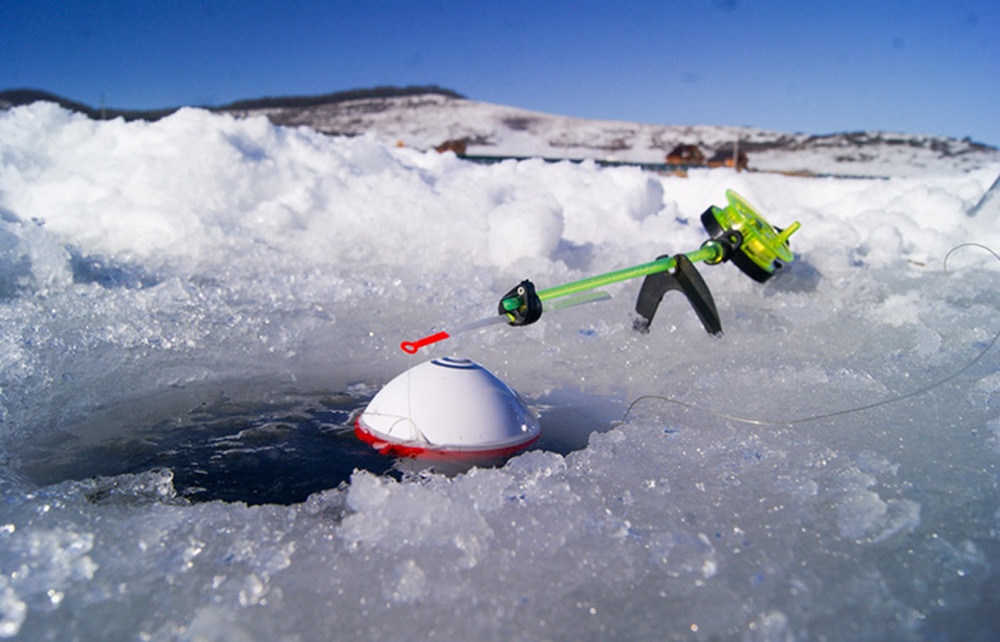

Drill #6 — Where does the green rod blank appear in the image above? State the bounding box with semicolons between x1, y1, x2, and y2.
535;243;724;303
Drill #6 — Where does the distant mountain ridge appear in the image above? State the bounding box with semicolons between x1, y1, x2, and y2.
0;88;179;121
0;85;463;121
3;86;998;176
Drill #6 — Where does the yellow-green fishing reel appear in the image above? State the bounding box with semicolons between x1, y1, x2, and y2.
702;189;801;282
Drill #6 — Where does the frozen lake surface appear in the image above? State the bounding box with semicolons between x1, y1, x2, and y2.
1;104;998;640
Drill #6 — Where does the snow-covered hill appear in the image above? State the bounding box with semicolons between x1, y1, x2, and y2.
224;91;1000;177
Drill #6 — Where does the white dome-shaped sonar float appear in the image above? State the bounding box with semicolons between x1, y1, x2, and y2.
355;357;541;459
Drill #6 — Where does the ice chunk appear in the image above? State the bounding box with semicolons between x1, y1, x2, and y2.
487;196;564;266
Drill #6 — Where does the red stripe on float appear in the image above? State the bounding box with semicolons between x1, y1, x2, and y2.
354;417;538;460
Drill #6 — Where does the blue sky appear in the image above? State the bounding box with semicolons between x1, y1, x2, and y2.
3;1;999;146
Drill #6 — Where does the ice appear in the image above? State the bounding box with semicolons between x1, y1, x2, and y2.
0;103;998;639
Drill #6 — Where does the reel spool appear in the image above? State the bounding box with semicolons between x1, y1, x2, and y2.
702;189;801;283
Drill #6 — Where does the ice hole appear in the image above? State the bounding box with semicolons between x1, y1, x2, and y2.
16;384;391;505
14;380;623;506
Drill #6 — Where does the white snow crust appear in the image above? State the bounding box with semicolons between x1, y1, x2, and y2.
0;103;998;640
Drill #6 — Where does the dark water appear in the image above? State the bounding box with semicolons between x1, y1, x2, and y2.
142;391;395;504
18;383;623;506
20;387;391;505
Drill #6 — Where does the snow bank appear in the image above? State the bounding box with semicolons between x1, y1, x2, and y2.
0;103;998;640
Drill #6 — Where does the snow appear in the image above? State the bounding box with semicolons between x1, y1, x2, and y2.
1;102;999;640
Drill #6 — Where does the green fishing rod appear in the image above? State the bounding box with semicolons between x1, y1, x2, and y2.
498;190;800;330
401;190;800;353
510;243;726;308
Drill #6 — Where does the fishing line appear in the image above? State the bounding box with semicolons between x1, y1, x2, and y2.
620;243;1000;428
